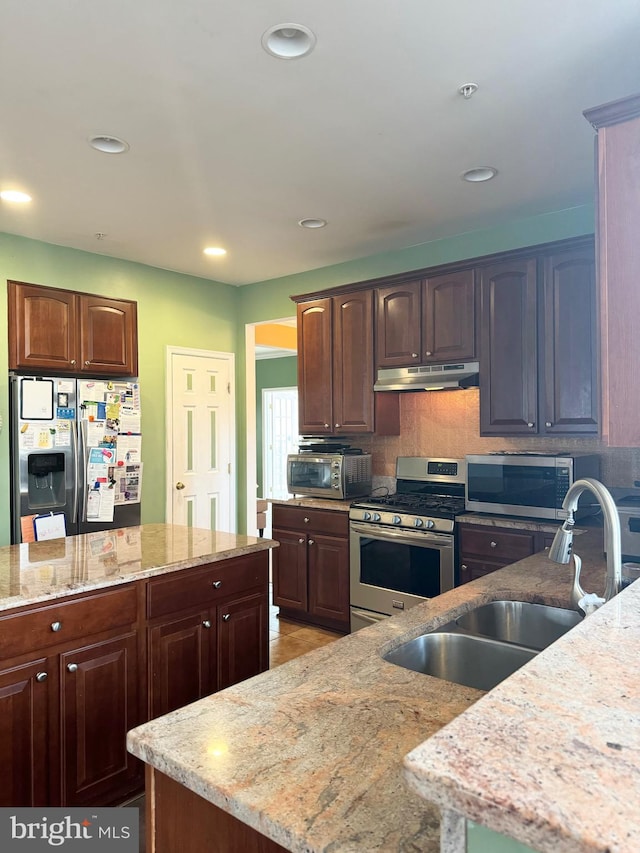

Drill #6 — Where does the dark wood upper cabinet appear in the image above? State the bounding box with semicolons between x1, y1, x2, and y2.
584;93;640;446
479;258;538;435
541;246;598;434
423;269;475;363
375;281;422;367
479;241;597;437
8;280;138;376
376;271;475;368
297;291;398;436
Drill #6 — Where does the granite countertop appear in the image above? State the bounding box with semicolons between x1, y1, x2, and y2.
405;561;640;853
269;496;353;512
127;529;613;853
0;523;277;612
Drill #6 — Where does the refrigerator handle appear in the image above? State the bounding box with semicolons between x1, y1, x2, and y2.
71;419;80;523
76;419;86;523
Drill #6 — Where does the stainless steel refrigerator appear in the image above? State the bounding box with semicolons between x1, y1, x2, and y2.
9;373;142;543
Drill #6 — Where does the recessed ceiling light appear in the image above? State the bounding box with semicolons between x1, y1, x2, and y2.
262;24;316;59
298;218;327;229
203;247;227;256
462;167;497;183
0;190;32;203
89;135;130;154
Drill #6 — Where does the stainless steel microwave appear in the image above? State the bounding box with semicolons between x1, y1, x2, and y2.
287;453;372;500
465;453;601;520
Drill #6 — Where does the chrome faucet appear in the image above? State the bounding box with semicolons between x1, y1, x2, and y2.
548;478;622;614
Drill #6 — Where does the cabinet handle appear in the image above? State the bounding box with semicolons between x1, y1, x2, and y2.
202;620;212;629
411;352;418;358
490;541;497;548
85;360;91;366
67;663;78;673
212;580;222;588
298;537;305;544
527;422;535;428
70;359;76;366
50;621;62;632
222;614;230;622
308;539;314;545
460;564;468;572
425;350;432;357
545;421;552;428
303;517;310;523
35;672;48;683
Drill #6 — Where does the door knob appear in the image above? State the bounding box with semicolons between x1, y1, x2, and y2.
176;482;185;490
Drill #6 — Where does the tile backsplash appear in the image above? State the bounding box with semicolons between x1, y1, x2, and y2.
354;389;640;488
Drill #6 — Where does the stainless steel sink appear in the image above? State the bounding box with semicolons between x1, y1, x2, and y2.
455;600;582;651
383;632;537;692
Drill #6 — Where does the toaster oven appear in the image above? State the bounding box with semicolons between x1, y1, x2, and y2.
287;453;372;500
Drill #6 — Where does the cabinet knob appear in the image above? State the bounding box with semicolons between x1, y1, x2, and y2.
411;352;419;358
70;359;76;366
304;517;310;523
425;351;432;357
67;663;78;673
202;620;212;629
222;614;231;622
212;580;222;588
335;424;340;428
324;423;329;429
298;537;305;544
50;621;62;632
527;422;535;428
460;564;468;572
85;360;91;366
545;421;552;428
35;672;48;683
308;539;314;545
490;541;497;548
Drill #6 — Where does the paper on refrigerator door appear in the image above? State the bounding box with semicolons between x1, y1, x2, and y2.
113;463;142;504
119;406;141;434
116;433;141;465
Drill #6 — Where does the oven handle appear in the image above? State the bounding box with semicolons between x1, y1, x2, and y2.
350;521;454;548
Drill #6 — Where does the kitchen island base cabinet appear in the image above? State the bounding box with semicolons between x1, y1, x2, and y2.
147;767;288;853
272;505;349;633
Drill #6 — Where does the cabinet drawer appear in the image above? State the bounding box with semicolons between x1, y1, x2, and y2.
147;552;268;620
459;526;536;562
0;585;138;660
272;505;349;538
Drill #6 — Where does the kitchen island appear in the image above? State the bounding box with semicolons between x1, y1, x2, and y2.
0;524;277;808
126;527;631;852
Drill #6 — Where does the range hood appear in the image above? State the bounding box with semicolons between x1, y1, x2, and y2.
374;361;480;392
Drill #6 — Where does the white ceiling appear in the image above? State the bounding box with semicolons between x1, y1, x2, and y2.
1;1;639;286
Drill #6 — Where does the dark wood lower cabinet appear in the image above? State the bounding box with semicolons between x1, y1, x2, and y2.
0;550;270;808
458;523;553;584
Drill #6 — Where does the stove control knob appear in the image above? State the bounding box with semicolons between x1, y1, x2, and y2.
392;515;402;525
372;513;381;522
425;519;435;529
414;518;423;528
362;511;372;521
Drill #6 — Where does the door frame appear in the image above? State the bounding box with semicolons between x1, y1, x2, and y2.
165;345;236;530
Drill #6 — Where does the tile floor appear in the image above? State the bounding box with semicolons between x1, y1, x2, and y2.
131;586;344;851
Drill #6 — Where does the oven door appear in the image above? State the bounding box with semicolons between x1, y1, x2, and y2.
349;521;455;630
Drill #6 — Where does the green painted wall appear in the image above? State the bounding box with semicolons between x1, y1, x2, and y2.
255;356;298;495
0;232;237;546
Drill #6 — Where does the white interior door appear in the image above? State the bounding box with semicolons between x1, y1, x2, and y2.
262;387;298;501
167;348;235;532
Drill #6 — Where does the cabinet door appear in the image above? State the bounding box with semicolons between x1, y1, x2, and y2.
8;281;79;371
60;632;140;806
332;291;375;432
479;258;538;435
307;533;349;629
149;611;213;719
540;246;598;435
422;269;475;363
0;657;54;807
297;298;333;434
217;592;268;691
375;281;422;367
272;528;308;611
79;295;138;376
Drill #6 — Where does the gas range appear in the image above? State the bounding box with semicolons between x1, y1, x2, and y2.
349;457;466;534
